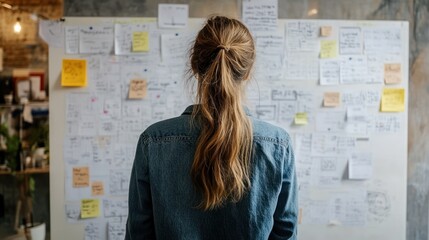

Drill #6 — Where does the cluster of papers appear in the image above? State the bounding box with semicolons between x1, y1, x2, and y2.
44;1;407;239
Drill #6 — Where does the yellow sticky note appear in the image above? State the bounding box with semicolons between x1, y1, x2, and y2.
381;88;405;112
128;79;147;99
320;26;332;37
73;167;89;188
81;199;100;219
384;63;402;84
324;92;340;107
320;40;337;59
61;59;87;87
91;181;104;196
294;112;308;125
132;32;149;52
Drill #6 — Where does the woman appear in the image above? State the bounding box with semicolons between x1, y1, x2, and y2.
126;16;297;239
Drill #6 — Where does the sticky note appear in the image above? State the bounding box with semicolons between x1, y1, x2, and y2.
128;79;147;99
61;59;87;87
132;32;149;52
81;199;100;219
324;92;340;107
91;181;104;196
320;26;332;37
294;112;308;125
320;40;337;59
72;167;89;188
384;63;402;84
381;88;405;112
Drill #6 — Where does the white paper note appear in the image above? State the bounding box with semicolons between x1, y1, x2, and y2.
39;19;64;48
320;59;340;85
79;24;114;54
242;0;278;32
340;56;368;84
349;152;372;179
65;26;79;54
339;27;362;54
158;4;189;28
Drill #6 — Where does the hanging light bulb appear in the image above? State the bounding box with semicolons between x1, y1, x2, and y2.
14;17;21;33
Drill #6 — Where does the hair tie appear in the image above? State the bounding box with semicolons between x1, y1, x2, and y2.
217;44;230;52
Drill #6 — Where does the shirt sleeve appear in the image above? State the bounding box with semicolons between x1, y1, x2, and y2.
125;134;156;240
269;137;298;240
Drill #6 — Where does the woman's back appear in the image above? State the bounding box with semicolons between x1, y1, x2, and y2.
126;105;297;239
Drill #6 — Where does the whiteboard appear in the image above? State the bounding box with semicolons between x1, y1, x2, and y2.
49;17;408;240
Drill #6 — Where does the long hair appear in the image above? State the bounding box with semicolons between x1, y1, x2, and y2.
189;16;255;210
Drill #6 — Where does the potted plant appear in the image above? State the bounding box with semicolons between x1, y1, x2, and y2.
0;123;20;171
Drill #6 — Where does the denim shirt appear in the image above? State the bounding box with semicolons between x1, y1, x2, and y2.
126;105;298;240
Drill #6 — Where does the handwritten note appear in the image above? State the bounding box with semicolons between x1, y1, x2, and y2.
132;32;149;52
79;24;114;54
319;59;340;85
320;40;337;58
381;88;405;112
339;27;362;54
340;56;368;84
91;181;104;196
128;79;147;99
81;199;100;218
65;26;79;54
320;26;332;37
73;167;89;188
62;59;87;87
324;92;340;107
349;153;373;179
158;4;188;28
38;19;63;48
384;63;402;84
295;112;308;125
242;0;278;32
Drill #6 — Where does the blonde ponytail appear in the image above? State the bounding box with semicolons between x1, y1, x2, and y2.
189;16;255;210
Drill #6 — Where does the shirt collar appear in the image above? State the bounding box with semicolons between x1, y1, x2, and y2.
182;104;252;116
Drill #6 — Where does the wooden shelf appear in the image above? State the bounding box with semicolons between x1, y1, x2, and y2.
0;167;49;175
0;101;49;109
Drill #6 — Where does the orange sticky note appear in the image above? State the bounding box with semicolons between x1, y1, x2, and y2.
72;167;89;188
91;181;104;196
384;63;402;84
81;199;100;219
61;59;87;87
320;26;332;37
128;79;147;99
324;92;340;107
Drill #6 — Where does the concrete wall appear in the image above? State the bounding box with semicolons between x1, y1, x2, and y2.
64;0;429;239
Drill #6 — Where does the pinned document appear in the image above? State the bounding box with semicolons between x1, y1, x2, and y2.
81;199;100;219
158;4;188;28
294;112;308;125
128;79;147;99
132;32;149;52
61;59;87;87
381;88;405;112
349;153;372;179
